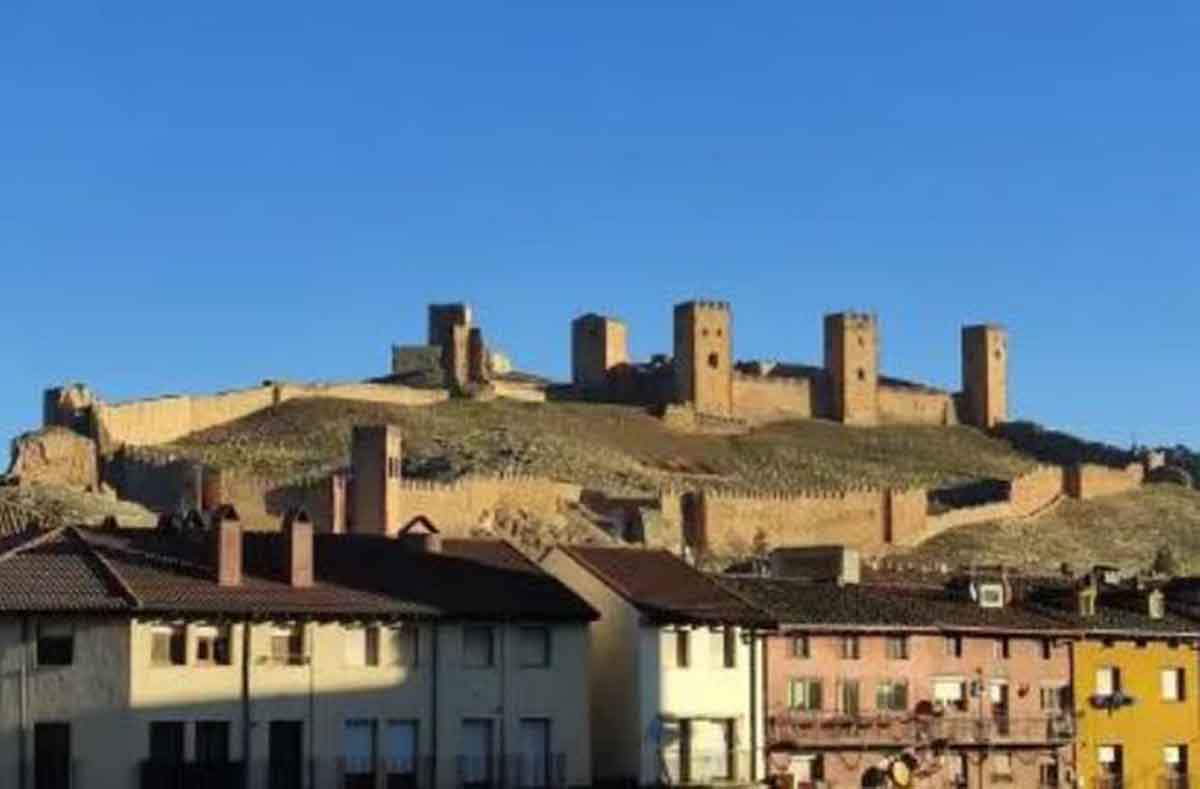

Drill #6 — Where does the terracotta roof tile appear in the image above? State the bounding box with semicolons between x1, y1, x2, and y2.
559;545;772;626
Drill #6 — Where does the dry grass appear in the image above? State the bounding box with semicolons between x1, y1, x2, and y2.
0;483;158;532
164;397;1035;494
902;484;1200;574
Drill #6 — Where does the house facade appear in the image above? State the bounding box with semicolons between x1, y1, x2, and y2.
542;545;774;787
0;514;596;789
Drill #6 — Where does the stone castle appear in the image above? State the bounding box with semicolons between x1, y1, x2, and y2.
16;297;1155;563
570;301;1007;429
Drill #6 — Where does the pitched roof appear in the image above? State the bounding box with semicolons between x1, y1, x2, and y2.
557;545;772;626
0;526;596;621
719;574;1200;638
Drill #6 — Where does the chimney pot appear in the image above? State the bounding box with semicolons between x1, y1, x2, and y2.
283;509;314;588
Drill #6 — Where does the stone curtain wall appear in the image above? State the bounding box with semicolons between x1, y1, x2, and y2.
1066;462;1145;500
106;447;204;513
1008;465;1066;515
90;382;450;447
730;375;816;423
389;475;583;535
877;385;959;426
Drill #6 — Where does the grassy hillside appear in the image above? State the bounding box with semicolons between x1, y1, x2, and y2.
902;485;1200;574
163;397;1036;494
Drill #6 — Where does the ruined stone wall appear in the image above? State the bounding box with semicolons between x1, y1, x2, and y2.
490;380;548;403
877;385;958;426
105;447;203;513
1066;462;1144;500
6;427;99;489
1009;465;1066;515
90;382;448;448
387;475;584;535
731;375;815;423
689;487;898;557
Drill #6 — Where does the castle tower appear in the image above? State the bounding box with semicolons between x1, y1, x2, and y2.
961;324;1008;429
427;303;472;347
350;425;402;535
673;301;733;417
823;312;879;425
571;313;629;388
467;327;489;383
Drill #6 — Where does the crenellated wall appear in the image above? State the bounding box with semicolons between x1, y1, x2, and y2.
1066;462;1145;500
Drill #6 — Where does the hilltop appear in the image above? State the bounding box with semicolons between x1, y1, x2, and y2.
162;396;1037;494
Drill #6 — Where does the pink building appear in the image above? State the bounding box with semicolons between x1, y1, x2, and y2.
723;570;1076;789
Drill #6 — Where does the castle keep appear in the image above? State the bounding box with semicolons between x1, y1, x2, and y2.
571;300;1008;429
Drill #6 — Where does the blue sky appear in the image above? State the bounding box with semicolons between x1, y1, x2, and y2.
2;2;1198;451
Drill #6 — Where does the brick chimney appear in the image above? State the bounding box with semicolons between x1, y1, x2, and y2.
283;509;314;588
213;504;243;587
397;515;443;554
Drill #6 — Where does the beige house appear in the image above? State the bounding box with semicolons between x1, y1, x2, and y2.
542;546;773;787
0;513;596;789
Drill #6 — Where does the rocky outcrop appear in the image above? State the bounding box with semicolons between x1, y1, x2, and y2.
6;427;99;490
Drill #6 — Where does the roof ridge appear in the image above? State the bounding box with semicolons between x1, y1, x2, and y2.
69;528;142;609
0;526;68;563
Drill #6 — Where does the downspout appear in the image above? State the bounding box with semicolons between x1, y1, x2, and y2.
431;621;440;789
242;620;252;789
748;629;758;783
19;615;30;789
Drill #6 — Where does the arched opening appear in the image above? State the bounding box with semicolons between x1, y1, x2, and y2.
708;353;720;369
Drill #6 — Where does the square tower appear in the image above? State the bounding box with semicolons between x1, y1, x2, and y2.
962;324;1008;429
350;425;402;535
571;313;629;388
673;301;733;417
823;312;879;425
427;303;472;348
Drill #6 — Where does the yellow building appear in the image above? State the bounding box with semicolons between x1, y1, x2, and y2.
1072;588;1200;789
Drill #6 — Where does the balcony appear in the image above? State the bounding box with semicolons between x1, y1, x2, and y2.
648;748;756;787
767;712;1074;748
139;761;246;789
1159;775;1190;789
454;753;568;789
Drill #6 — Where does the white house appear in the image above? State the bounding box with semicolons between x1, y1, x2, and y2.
0;513;596;789
542;545;773;787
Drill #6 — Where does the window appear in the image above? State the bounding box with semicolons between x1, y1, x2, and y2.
876;681;909;713
717;627;737;669
462;719;495;788
389;624;419;666
518;718;552;788
944;636;963;658
1165;745;1188;778
979;583;1005;608
343;719;377;787
148;721;185;764
991;753;1012;781
1040;684;1070;712
789;678;823;712
885;636;909;660
151;624;187;667
1096;666;1121;696
792;635;810;659
839;680;860;715
194;625;232;666
933;679;968;711
1039;761;1060;788
994;638;1011;660
1150;592;1165;620
519;627;551;668
665;630;690;669
385;721;418;782
708;353;720;369
1098;745;1123;778
36;623;74;667
463;626;495;668
1162;668;1186;702
270;624;306;666
840;635;861;660
345;625;380;667
195;721;230;765
1041;639;1053;660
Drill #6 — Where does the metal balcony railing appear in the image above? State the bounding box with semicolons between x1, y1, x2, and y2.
767;712;1074;746
649;748;756;786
